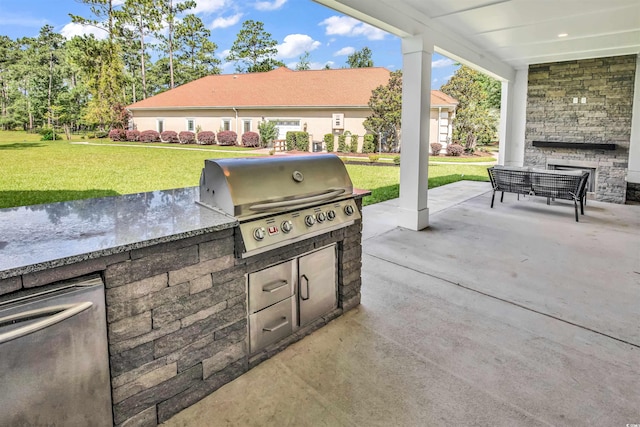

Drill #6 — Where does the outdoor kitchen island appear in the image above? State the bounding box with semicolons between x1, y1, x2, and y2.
0;182;367;425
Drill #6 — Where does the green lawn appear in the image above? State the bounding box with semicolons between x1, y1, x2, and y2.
428;155;495;163
347;163;490;206
0;131;490;209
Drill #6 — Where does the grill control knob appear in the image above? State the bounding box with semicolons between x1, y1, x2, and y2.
344;205;355;216
316;212;326;223
281;220;293;233
253;227;266;241
326;210;336;221
304;215;316;227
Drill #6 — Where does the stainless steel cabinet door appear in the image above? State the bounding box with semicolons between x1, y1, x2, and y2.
0;280;112;427
298;245;337;326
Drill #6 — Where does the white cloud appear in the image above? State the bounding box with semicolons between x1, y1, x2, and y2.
276;34;321;59
210;13;242;29
311;61;333;70
219;49;231;59
255;0;287;11
333;46;355;56
60;22;108;40
221;61;235;72
192;0;227;15
320;16;386;41
432;58;455;68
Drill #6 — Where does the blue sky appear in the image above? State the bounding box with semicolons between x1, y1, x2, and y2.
0;0;458;88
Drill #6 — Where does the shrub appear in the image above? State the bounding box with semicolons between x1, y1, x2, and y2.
324;133;334;152
258;120;278;148
295;131;309;151
393;155;401;165
337;132;348;153
125;130;140;142
430;142;442;156
349;134;359;153
160;130;179;143
362;134;376;153
217;130;237;145
368;154;380;163
179;131;196;144
446;143;464;156
197;131;215;145
140;130;160;142
242;131;260;147
95;130;109;139
108;129;126;141
285;131;296;151
40;127;62;141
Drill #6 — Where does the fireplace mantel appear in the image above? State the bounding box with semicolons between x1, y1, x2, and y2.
532;141;616;150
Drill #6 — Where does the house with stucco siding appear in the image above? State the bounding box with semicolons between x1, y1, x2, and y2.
126;67;457;151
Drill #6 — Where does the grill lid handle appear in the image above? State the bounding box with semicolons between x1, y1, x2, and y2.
249;189;346;212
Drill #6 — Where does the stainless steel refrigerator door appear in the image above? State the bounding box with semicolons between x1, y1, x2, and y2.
298;244;337;326
0;277;113;427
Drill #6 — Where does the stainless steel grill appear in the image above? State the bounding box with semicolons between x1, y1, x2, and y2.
199;154;360;257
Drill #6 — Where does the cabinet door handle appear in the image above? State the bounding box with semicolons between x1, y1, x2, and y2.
0;302;93;344
263;317;288;332
300;274;310;301
262;280;288;293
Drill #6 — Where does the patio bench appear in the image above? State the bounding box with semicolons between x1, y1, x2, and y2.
487;165;589;222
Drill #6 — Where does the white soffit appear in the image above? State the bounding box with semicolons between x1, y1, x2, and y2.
314;0;640;70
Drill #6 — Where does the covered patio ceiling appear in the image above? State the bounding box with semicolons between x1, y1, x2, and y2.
314;0;640;76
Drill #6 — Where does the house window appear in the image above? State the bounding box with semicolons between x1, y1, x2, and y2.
243;120;251;133
222;119;231;131
186;119;195;132
157;119;164;133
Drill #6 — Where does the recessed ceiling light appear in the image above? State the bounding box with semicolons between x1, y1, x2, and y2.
558;33;568;38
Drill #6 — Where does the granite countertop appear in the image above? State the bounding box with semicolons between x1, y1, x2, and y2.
0;187;237;279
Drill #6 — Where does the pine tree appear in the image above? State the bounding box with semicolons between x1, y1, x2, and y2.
226;20;284;73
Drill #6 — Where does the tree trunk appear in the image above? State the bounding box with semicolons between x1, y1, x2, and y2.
139;15;147;99
465;133;477;152
168;0;174;89
47;51;54;127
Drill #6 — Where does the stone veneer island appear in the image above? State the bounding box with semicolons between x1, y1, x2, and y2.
0;187;365;426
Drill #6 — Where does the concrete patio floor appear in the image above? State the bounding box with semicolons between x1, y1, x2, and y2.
163;182;640;426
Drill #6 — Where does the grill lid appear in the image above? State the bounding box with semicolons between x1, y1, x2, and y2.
199;154;354;220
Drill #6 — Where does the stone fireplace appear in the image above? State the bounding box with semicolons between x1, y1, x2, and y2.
524;55;636;204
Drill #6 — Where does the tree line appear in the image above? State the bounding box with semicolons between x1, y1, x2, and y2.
0;0;379;136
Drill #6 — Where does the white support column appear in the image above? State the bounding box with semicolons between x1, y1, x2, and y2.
398;34;433;230
498;68;528;166
627;54;640;184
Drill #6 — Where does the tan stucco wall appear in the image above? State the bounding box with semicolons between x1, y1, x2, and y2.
129;106;454;151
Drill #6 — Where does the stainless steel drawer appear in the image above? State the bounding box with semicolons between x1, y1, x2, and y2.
249;296;295;354
248;260;295;314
